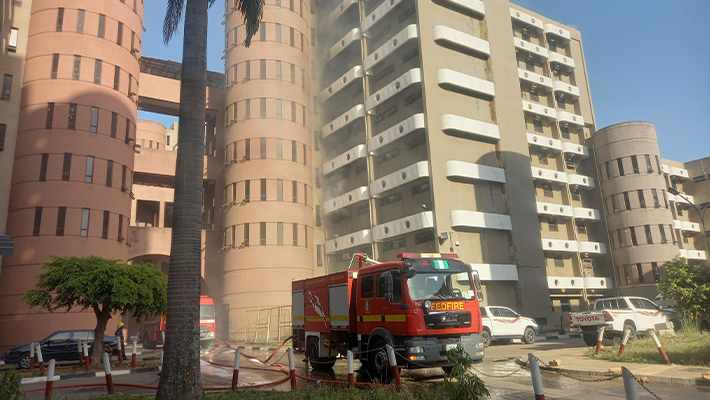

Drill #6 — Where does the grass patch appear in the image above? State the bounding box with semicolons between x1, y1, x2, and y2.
585;325;710;366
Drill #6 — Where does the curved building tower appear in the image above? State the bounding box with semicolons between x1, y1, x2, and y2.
593;122;678;297
222;0;314;333
0;0;142;347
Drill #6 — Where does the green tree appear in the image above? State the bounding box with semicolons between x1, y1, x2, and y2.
657;257;710;321
158;0;262;399
23;256;167;366
443;348;490;400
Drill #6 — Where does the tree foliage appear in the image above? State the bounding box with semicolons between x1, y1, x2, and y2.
657;257;710;320
23;256;167;364
443;348;490;400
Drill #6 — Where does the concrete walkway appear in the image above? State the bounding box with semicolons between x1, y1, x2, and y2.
518;346;710;386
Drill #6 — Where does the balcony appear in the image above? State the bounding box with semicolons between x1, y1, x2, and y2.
557;111;584;128
544;23;571;45
510;8;544;34
680;220;701;233
373;211;434;242
323;144;368;175
437;69;495;100
365;68;421;113
441;114;500;142
450;210;513;231
668;192;694;205
433;25;490;59
666;165;689;179
553;81;580;101
548;52;575;72
325;229;372;254
322;104;366;139
528;133;562;154
445;160;506;184
370;161;429;197
368;113;425;155
679;249;707;260
548;276;614;290
673;219;682;230
573;207;602;221
522;100;556;121
320;65;364;103
326;28;362;63
579;241;607;255
361;0;406;33
518;69;553;92
537;201;573;218
514;37;548;61
531;166;567;185
562;142;589;159
319;0;360;34
567;173;595;189
434;0;485;19
661;164;670;174
468;263;518;281
324;186;369;215
363;24;418;73
542;238;578;253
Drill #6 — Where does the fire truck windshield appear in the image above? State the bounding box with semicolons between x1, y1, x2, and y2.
406;271;475;301
200;305;216;319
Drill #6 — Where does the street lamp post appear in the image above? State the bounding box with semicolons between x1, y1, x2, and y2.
668;187;710;264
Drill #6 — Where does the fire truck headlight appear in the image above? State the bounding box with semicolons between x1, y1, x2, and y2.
207;331;215;339
408;346;424;354
475;342;484;349
424;300;431;310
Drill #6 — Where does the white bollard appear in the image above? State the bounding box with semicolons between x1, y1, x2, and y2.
649;330;671;364
30;342;36;371
36;343;45;375
529;353;545;400
385;345;402;391
77;340;84;367
131;339;137;369
103;352;114;394
45;359;56;400
618;329;631;356
288;348;296;390
347;350;354;388
82;341;90;371
231;349;241;390
621;366;639;400
594;327;605;355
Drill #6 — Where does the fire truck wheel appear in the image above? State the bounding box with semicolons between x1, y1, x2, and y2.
307;338;335;370
367;338;392;384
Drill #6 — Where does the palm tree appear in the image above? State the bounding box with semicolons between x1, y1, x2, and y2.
157;0;262;398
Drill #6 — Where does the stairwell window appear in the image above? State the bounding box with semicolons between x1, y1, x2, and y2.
124;118;131;144
110;112;117;138
51;54;59;79
106;160;113;187
260;98;266;119
316;245;322;266
260;178;266;201
636;264;644;283
56;8;64;32
645;225;653;244
291;102;297;122
276;99;282;120
291;140;297;161
243;223;249;246
638;190;646;208
102;211;110;239
277;222;283;245
260;222;266;245
77;10;85;33
90;107;99;132
117;22;123;46
39;154;49;181
98;14;106;38
630;227;638;246
290;63;295;84
260;22;265;41
260;137;266;159
72;56;81;80
275;24;281;43
114;66;121;91
85;156;94;183
652;262;660;282
623;191;631;210
260;59;266;80
617;158;625;176
94;60;102;85
1;75;12;100
292;181;298;203
290;27;295;47
276;138;282;159
315;205;321;226
277;179;283;201
56;207;67;236
631;155;639;174
80;208;90;237
62;153;72;181
659;224;667;243
652;188;660;208
33;207;43;236
121;165;128;191
645;154;653;173
0;124;6;151
293;223;298;246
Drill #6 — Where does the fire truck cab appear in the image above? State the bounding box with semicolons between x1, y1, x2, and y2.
292;253;485;381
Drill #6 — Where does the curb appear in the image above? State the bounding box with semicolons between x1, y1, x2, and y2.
514;357;710;387
510;334;582;344
20;366;160;385
236;346;280;353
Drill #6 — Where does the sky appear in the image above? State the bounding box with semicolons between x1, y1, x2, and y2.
139;0;710;163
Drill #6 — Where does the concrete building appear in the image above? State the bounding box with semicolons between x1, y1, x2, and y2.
1;0;708;351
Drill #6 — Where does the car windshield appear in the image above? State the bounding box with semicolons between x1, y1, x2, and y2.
200;305;215;319
406;271;475;301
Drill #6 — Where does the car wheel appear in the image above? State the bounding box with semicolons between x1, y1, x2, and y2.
18;353;31;369
523;327;536;344
623;324;637;341
670;319;682;332
583;333;597;346
367;338;392;383
480;329;491;348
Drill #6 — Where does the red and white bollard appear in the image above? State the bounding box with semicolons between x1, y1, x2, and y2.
347;350;355;388
649;330;671;365
103;352;114;394
36;343;46;376
288;348;297;390
30;342;36;371
618;329;631;356
83;341;90;371
529;353;545;400
77;340;84;367
117;346;123;362
594;327;605;355
131;339;137;369
44;359;56;400
231;349;241;390
385;345;402;392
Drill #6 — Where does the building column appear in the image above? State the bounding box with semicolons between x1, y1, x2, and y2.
130;198;138;226
159;201;165;228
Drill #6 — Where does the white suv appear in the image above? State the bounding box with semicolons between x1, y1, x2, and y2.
479;306;539;347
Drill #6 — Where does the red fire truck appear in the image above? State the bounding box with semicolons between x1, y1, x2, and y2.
292;253;485;381
141;295;217;349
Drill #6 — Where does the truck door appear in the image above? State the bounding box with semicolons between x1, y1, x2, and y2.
629;298;658;329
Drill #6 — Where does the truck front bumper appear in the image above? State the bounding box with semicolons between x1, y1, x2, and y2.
402;333;485;368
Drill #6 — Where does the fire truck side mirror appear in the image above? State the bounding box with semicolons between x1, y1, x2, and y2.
383;272;393;302
472;270;483;301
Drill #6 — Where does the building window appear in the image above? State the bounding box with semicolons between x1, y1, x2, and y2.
77;9;85;33
302;105;306;126
543;184;553;198
576;221;586;234
118;214;124;241
291;140;297;161
644;225;653;244
623;265;630;284
623;191;631;210
411;181;430;195
381;192;402;207
260;222;266;245
56;207;67;236
243;223;249;246
121;165;128;191
636;263;645;284
43;103;55;129
290;0;294;11
525;59;534;72
89;107;99;132
260;22;266;41
260;137;266;159
245;61;250;81
292;180;298;203
652;188;660;208
113;66;120;90
98;14;106;38
80;208;90;237
106;160;113;187
659;224;667;243
529;88;539;101
663;189;668;208
260;59;266;79
277;179;283;201
358;203;370;215
62;153;72;181
244;180;250;202
245;99;251;120
33;207;43;236
311;28;316;46
652;262;660;283
260;178;266;201
637;189;646;209
631;155;640;174
276;99;282;120
605;161;611;179
290;27;295;47
276;138;282;159
117;22;123;45
71;55;81;81
676;203;683;216
36;153;49;181
291;101;297;122
51;54;59;79
315;205;321;226
85;156;94;183
244;138;250;159
93;60;103;85
292;223;299;246
560;125;570;139
316;244;322;266
383;237;407;252
571;187;580;201
557;98;566;109
617;229;625;248
260;98;266;119
548;217;558;232
617;158;625;176
56;8;64;32
303;144;307;165
67;103;77;130
102;211;110;239
630;226;638;246
645;154;653;173
1;75;12;100
610;195;618;213
548;40;557;52
655;155;662;175
277;222;283;245
124;118;131;144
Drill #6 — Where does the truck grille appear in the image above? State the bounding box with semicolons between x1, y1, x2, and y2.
200;326;210;333
424;311;472;329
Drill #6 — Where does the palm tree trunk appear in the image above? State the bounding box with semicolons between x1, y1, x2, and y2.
156;0;208;398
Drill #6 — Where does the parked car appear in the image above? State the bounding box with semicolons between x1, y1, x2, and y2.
2;329;119;369
654;293;709;332
569;296;681;346
479;306;539;347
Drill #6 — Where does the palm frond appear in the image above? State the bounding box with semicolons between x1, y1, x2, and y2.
163;0;186;45
235;0;265;48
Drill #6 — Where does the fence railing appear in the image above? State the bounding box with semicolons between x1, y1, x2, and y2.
244;306;292;345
